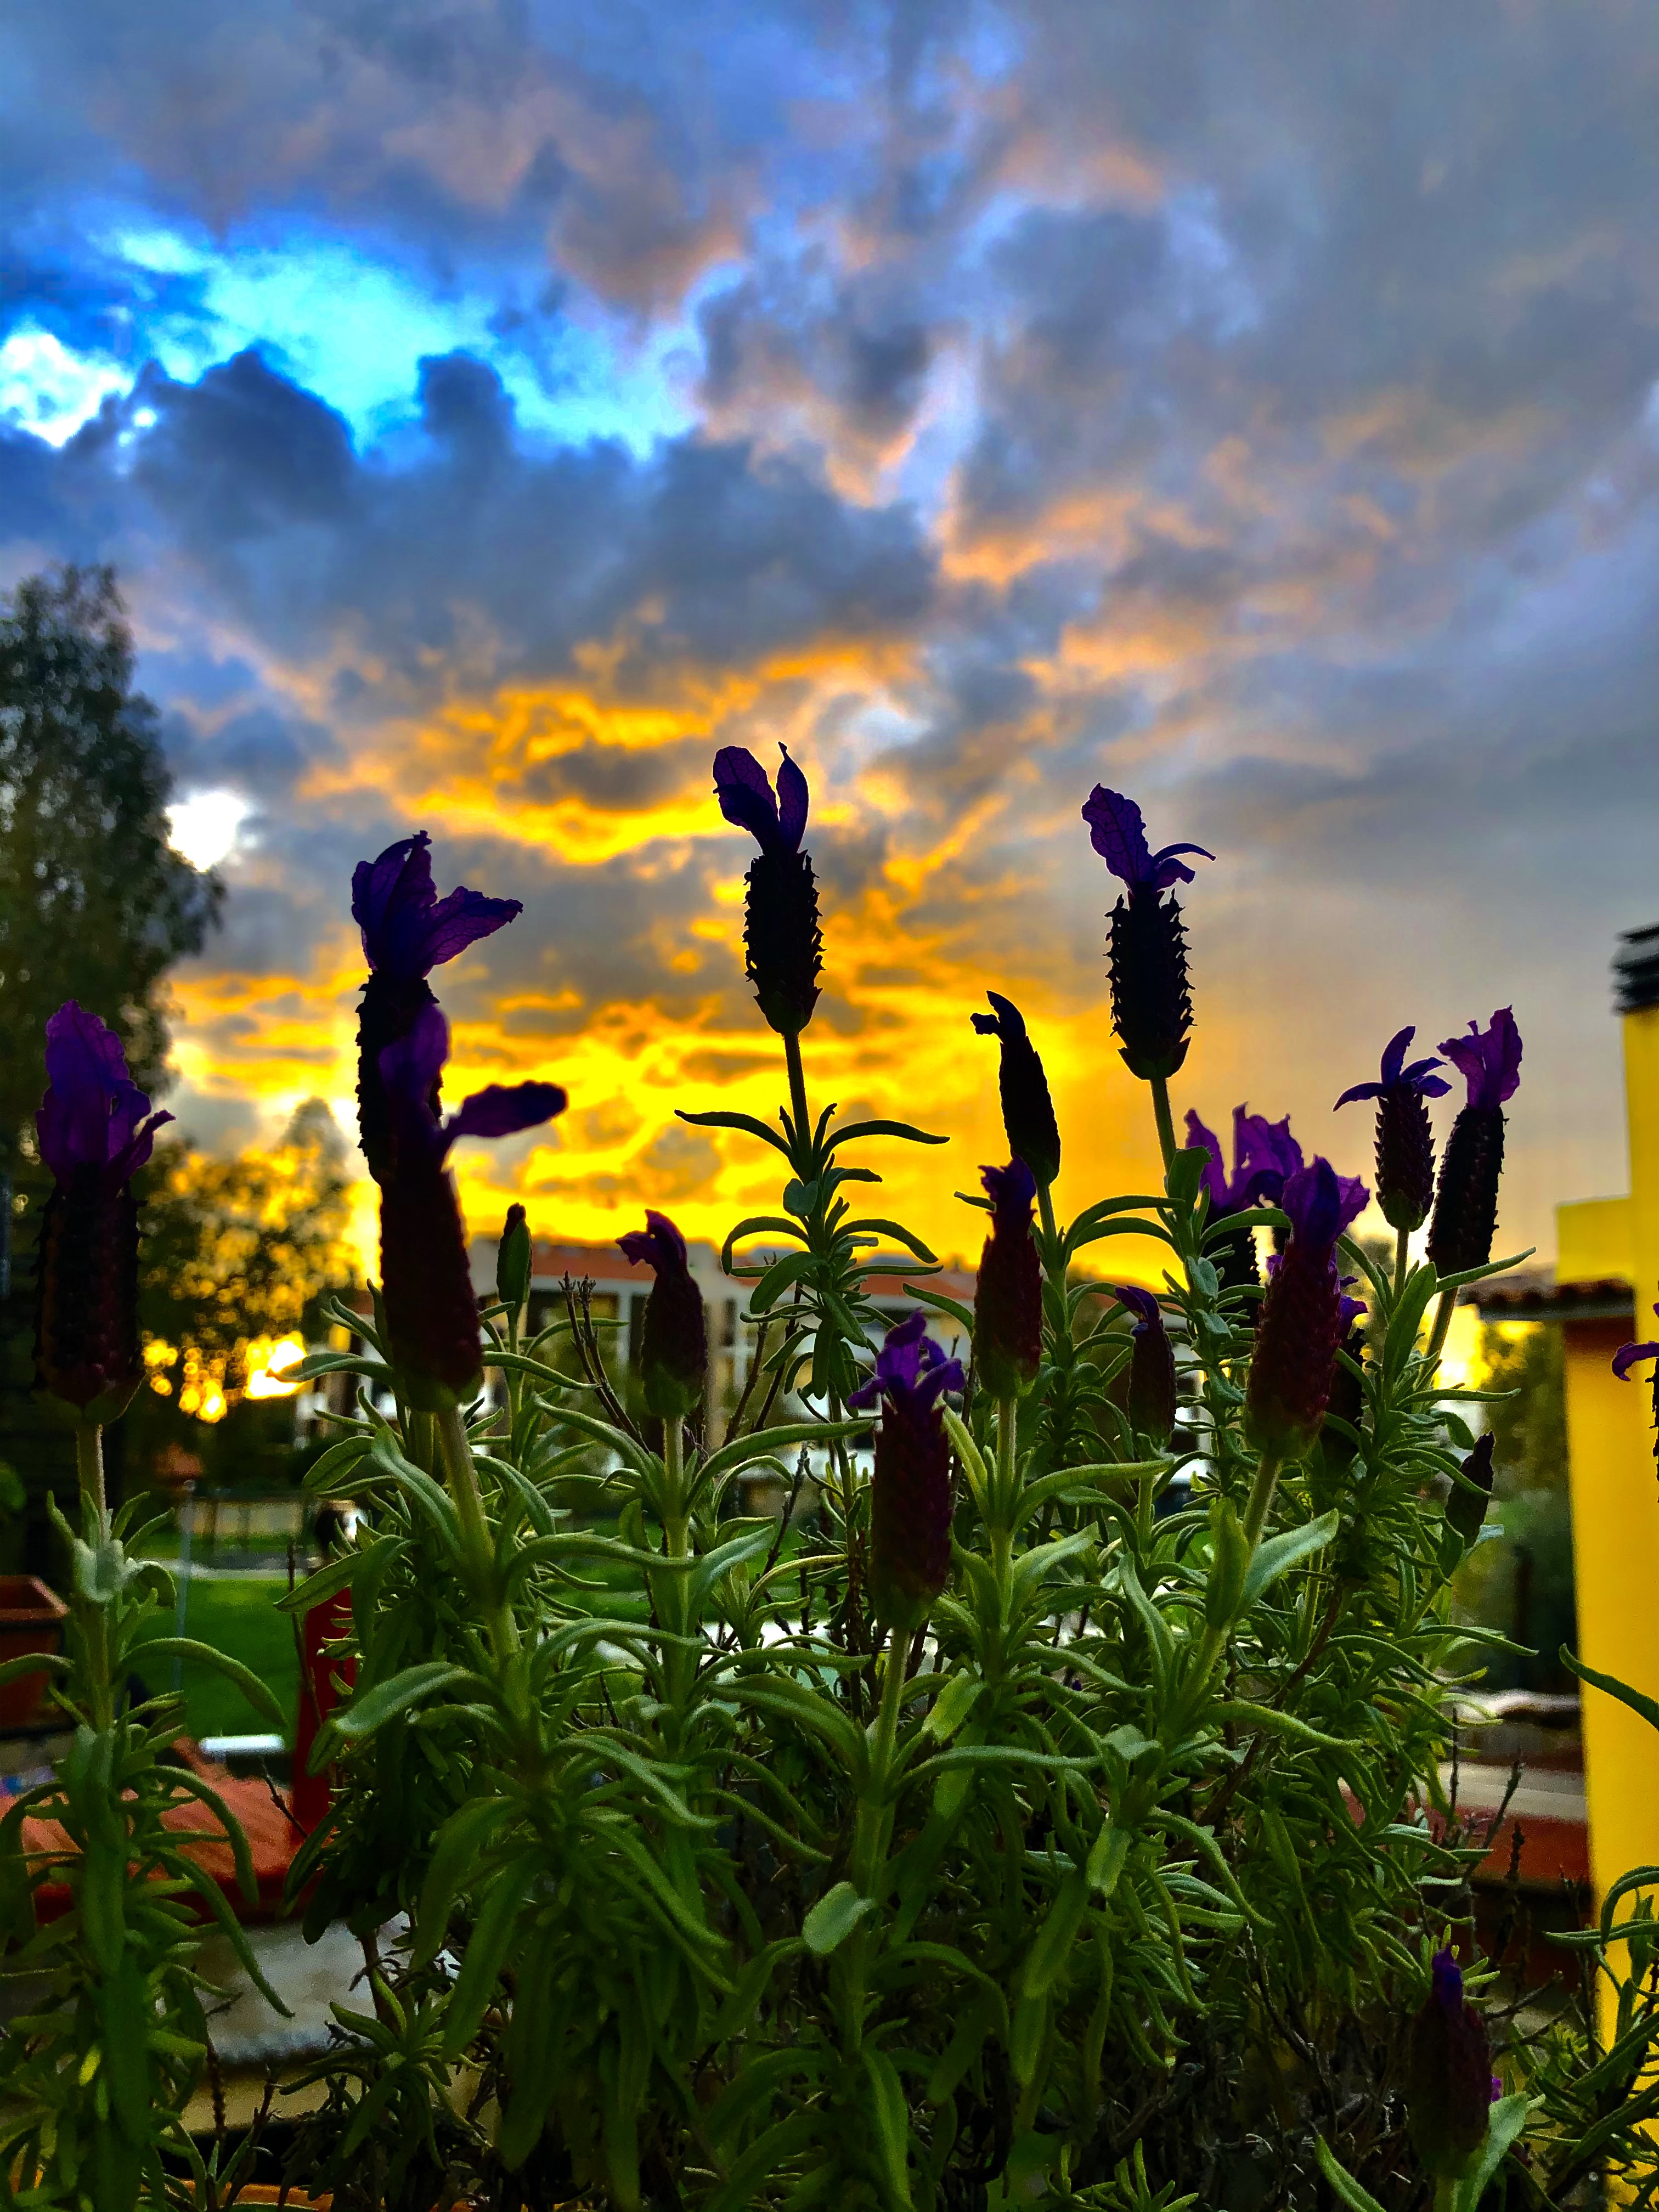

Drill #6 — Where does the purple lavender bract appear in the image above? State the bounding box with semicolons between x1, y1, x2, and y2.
849;1312;964;1631
353;832;523;1184
714;744;822;1038
1082;787;1212;1083
1613;1297;1659;1470
33;1002;174;1418
619;1211;708;1423
973;1159;1043;1400
1336;1025;1451;1233
1185;1106;1301;1292
1244;1157;1369;1457
378;1003;564;1409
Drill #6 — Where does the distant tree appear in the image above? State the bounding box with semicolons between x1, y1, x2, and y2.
1454;1322;1576;1693
0;565;219;1168
136;1099;357;1423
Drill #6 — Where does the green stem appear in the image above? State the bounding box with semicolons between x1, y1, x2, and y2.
1241;1449;1284;1550
75;1424;106;1524
74;1425;112;1731
992;1395;1018;1588
1037;1180;1060;1272
1149;1075;1178;1176
1393;1226;1410;1304
1426;1285;1458;1367
783;1028;811;1156
436;1403;520;1660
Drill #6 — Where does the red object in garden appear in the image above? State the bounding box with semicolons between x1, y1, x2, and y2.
291;1588;355;1833
0;1576;67;1729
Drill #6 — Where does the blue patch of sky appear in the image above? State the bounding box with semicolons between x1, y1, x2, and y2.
1;210;697;455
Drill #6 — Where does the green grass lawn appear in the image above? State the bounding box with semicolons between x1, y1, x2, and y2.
133;1577;300;1744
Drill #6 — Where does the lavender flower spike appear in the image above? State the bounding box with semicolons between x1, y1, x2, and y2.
353;831;523;1184
1244;1156;1370;1457
1427;1008;1522;1277
1116;1285;1176;1446
1613;1296;1659;1471
619;1212;708;1422
714;744;822;1037
973;1159;1043;1400
33;1002;174;1419
1336;1025;1451;1234
1082;787;1212;1082
1407;1949;1493;2181
378;1003;565;1409
849;1312;964;1630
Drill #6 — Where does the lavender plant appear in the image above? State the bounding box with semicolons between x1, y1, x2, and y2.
10;770;1659;2212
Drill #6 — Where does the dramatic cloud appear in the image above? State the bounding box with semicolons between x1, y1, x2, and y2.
5;0;1659;1271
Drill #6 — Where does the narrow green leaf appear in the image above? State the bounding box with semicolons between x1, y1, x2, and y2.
1240;1509;1339;1607
1314;2137;1389;2212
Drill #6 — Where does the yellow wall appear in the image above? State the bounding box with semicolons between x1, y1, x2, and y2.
1558;1193;1633;1286
1561;1002;1659;2033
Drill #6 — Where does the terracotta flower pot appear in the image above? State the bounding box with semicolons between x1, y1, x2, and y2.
0;1576;66;1731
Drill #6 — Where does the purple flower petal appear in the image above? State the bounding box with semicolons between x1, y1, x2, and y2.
1613;1339;1659;1381
980;1157;1036;1216
850;1309;963;1411
37;1002;173;1184
1183;1110;1229;1209
713;746;783;850
619;1210;691;1278
1337;1026;1452;1113
353;831;522;979
1440;1007;1522;1111
1238;1109;1304;1199
1115;1284;1163;1329
446;1082;566;1146
1082;786;1154;884
776;746;809;851
1280;1157;1370;1255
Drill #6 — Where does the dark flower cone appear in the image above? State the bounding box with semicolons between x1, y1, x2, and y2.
870;1402;953;1632
973;998;1060;1188
1408;1957;1493;2181
380;1166;483;1409
1427;1105;1505;1276
1108;893;1193;1080
358;971;442;1184
743;848;823;1037
1127;1326;1177;1447
974;1166;1043;1401
35;1172;143;1415
1375;1086;1436;1233
1245;1250;1345;1457
640;1271;707;1421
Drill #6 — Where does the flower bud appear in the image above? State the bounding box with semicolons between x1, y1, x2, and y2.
1445;1430;1495;1548
1408;1950;1493;2181
618;1213;707;1422
849;1314;964;1632
32;1002;172;1423
973;1160;1043;1400
714;747;822;1038
1244;1160;1369;1458
496;1202;532;1315
970;993;1060;1189
1116;1286;1176;1447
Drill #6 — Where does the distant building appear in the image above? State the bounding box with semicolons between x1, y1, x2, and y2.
1473;922;1659;2001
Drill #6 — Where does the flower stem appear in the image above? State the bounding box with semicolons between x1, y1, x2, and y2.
75;1423;106;1524
1393;1227;1410;1304
1241;1448;1284;1550
436;1402;519;1659
783;1028;811;1156
1426;1285;1458;1366
1150;1074;1178;1176
992;1394;1018;1587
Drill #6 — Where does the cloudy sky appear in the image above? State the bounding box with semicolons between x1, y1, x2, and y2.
4;0;1658;1275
